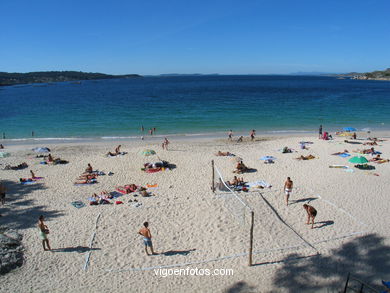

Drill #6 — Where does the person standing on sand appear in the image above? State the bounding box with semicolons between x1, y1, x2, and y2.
141;125;144;132
149;129;153;136
303;204;317;229
0;182;6;205
38;215;51;251
319;125;322;139
138;222;156;256
250;129;255;141
228;130;233;140
284;177;293;206
162;137;170;150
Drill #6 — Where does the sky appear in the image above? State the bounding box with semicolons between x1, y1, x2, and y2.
1;0;389;75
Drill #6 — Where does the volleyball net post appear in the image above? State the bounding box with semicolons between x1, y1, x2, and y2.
211;161;255;266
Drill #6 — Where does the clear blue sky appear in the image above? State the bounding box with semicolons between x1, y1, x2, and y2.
1;0;389;75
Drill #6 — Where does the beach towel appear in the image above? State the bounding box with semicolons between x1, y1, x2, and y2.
145;168;162;173
338;153;351;158
32;177;44;180
146;184;158;188
110;191;123;198
245;180;272;189
115;201;123;204
329;165;348;169
71;201;85;208
344;169;354;173
21;181;37;185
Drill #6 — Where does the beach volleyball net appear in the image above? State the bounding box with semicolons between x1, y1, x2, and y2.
212;161;253;226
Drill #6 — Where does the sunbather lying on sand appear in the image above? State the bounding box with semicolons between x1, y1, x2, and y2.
363;141;378;146
74;177;97;184
362;147;376;154
369;155;389;163
332;150;349;155
215;151;234;156
78;174;97;180
4;162;28;170
106;145;122;156
296;155;316;160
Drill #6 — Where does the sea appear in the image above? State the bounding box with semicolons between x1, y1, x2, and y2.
1;75;390;141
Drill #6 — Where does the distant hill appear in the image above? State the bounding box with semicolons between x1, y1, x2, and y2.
333;68;390;80
0;71;142;86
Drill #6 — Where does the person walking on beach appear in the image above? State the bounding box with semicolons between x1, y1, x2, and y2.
162;137;170;150
0;182;6;205
141;125;144;132
250;129;256;141
38;215;51;251
319;125;323;139
303;204;317;229
138;222;156;256
228;130;233;141
284;177;293;206
149;129;153;136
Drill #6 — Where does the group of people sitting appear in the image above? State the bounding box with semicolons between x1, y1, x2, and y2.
142;160;170;172
45;154;68;165
227;176;245;187
89;191;114;205
74;164;98;184
233;161;251;174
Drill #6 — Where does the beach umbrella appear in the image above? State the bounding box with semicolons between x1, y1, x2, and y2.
343;127;357;132
348;156;368;164
141;149;156;156
260;156;276;161
32;147;50;153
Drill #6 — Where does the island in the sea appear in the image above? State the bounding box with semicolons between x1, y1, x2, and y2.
0;71;142;86
333;68;390;81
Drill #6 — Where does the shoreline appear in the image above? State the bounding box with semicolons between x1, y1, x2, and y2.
2;129;390;147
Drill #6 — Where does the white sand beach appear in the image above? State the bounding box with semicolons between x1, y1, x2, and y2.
1;133;390;292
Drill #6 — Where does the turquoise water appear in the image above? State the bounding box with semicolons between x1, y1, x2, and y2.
1;75;390;140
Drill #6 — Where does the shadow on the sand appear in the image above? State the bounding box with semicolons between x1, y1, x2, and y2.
51;246;101;253
271;233;390;292
162;249;196;256
315;220;334;229
224;281;256;293
291;197;318;204
0;179;63;230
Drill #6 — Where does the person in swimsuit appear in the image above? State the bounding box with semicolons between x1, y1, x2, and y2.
303;204;317;229
318;125;322;139
250;130;256;141
284;177;293;206
85;163;93;173
0;182;6;205
228;130;233;141
138;222;156;256
237;136;243;143
38;215;51;251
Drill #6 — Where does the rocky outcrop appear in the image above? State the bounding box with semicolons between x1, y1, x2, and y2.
0;228;24;275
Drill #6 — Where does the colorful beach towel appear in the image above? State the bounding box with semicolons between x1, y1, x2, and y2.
338;153;351;158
